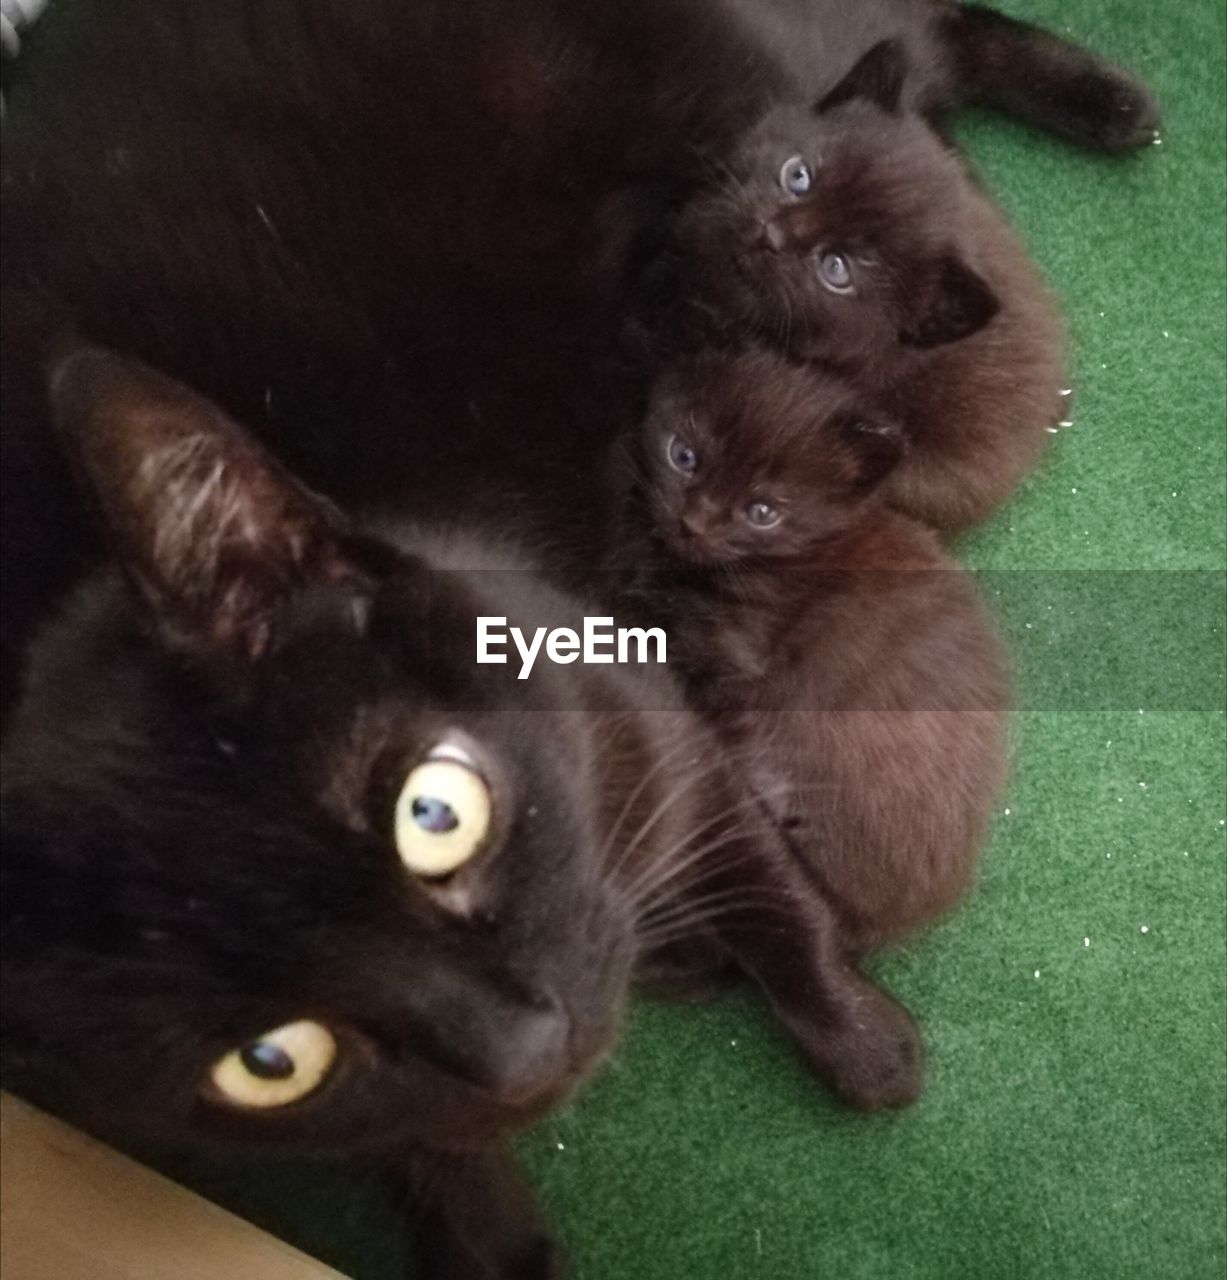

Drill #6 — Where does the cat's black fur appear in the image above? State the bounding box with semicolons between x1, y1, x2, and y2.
608;344;1009;950
3;347;925;1277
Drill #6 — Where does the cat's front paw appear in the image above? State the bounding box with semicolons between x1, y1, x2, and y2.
1069;71;1162;152
805;986;924;1112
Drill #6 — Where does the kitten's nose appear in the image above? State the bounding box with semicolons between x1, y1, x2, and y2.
681;512;708;537
759;219;787;253
681;499;717;538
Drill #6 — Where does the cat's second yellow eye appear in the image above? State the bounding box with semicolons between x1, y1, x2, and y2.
209;1021;337;1109
395;753;492;878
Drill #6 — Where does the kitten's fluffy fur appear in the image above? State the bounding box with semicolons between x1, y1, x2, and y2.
655;40;1068;529
612;345;1009;948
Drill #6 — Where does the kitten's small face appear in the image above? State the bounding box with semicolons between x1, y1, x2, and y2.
640;348;902;568
675;44;998;363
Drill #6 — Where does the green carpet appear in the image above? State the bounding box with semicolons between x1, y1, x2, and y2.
82;1;1227;1276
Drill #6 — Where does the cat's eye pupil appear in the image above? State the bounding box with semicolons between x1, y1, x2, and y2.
239;1041;296;1081
746;501;780;528
779;155;812;196
668;435;698;475
820;252;853;290
411;795;460;834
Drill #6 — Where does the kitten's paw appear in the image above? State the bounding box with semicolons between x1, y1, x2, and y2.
806;988;924;1112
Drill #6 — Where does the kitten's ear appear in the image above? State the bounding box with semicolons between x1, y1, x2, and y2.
815;40;907;116
48;345;359;666
899;254;1000;348
838;415;905;489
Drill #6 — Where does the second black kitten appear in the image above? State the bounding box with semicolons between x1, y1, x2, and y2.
608;343;1010;951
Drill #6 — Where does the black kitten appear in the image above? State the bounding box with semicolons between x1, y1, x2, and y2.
610;344;1009;950
2;347;925;1278
659;38;1069;528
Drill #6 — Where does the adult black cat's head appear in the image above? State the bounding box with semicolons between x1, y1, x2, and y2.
674;41;999;364
639;345;904;568
0;348;644;1159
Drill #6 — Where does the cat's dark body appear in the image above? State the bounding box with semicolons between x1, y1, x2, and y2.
2;1;1155;679
610;346;1009;949
650;38;1070;529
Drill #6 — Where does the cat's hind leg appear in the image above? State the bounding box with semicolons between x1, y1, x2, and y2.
938;2;1161;152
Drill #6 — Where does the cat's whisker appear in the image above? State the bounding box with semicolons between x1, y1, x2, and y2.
620;819;759;913
602;741;754;890
635;890;798;950
636;891;795;941
598;726;724;885
592;715;685;871
623;769;845;912
617;777;804;910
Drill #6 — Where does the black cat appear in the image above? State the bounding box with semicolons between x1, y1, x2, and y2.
2;346;924;1277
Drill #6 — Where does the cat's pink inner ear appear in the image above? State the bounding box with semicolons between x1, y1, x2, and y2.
47;345;353;664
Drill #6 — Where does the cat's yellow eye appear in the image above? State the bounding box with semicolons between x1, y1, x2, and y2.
209;1021;336;1109
395;752;491;878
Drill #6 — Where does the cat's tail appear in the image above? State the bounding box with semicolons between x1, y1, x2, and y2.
937;2;1161;153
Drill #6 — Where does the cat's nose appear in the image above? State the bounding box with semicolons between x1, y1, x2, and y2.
476;995;572;1108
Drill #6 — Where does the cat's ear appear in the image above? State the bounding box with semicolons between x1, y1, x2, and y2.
48;345;361;666
815;40;907;116
898;254;999;348
838;415;905;489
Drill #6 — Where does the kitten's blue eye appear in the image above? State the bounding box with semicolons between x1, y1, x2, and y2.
779;155;812;197
818;251;853;293
668;434;698;475
411;796;460;834
745;500;782;529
